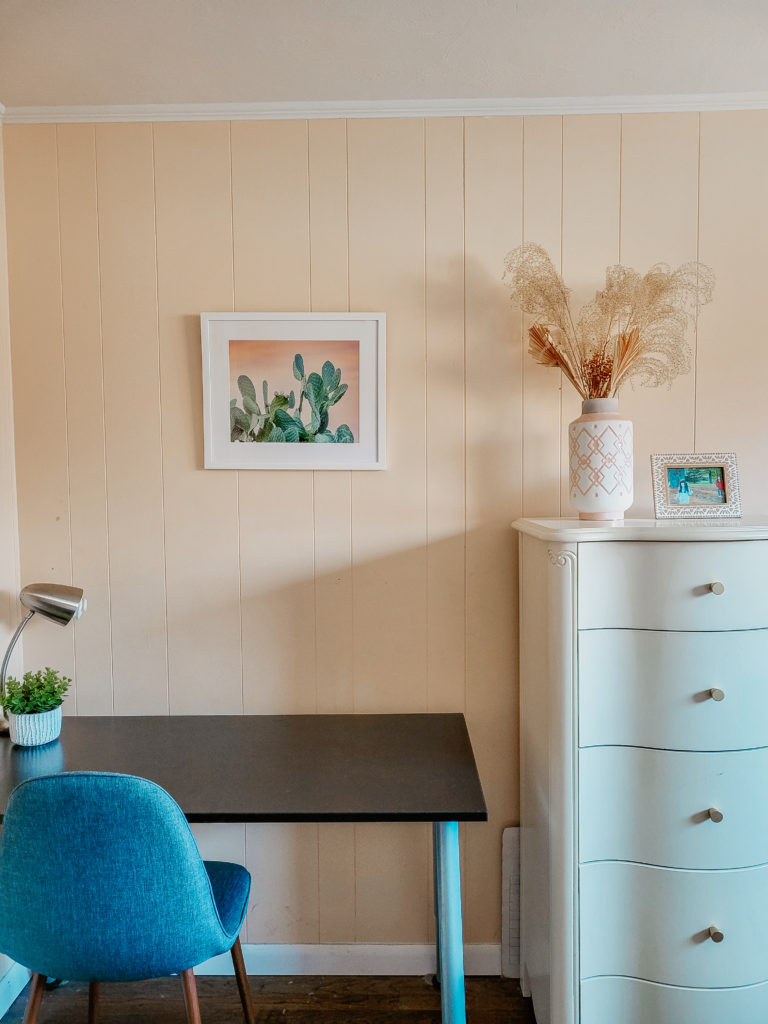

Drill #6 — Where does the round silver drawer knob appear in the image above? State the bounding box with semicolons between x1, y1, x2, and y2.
709;582;725;595
708;688;726;702
707;807;724;823
709;926;725;943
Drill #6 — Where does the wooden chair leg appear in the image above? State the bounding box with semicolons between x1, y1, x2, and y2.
230;937;255;1024
88;981;100;1024
23;973;46;1024
181;968;202;1024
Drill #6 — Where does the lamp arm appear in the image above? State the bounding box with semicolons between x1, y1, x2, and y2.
0;610;36;696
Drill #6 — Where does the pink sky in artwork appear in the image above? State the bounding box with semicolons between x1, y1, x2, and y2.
229;338;360;437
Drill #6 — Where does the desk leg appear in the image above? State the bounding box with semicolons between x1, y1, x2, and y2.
433;821;466;1024
432;824;442;986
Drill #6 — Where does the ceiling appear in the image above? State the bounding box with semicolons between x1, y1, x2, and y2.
0;0;766;112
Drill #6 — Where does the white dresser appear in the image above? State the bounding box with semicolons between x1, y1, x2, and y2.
513;517;768;1024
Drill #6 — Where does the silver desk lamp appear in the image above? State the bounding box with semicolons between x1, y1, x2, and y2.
0;584;87;702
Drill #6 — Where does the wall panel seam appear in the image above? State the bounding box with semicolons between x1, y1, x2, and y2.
228;120;246;715
694;111;702;452
54;125;77;702
305;119;313;311
520;118;527;516
423;118;429;945
618;114;624;261
461;116;468;714
559;116;565;516
306;121;318;716
92;125;116;712
423;117;429;714
150;123;171;714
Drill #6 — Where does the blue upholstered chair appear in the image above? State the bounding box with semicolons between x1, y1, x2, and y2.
0;772;255;1024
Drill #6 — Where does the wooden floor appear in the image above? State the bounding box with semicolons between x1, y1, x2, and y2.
4;975;535;1023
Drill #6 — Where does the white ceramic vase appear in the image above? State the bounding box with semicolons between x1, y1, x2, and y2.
568;397;633;521
8;706;62;747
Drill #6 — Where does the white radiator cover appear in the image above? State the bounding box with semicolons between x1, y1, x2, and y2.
501;826;521;978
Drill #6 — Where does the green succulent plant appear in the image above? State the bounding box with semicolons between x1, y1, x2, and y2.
230;354;354;444
2;667;71;715
230;375;295;442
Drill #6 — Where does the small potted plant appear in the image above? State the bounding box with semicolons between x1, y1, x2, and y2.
2;667;71;746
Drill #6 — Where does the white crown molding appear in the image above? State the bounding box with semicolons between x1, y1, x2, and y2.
1;92;768;124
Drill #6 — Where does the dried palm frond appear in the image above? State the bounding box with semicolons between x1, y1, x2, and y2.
610;328;642;391
503;246;714;400
527;323;584;394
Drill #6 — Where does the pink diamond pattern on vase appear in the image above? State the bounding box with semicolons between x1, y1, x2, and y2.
568;404;633;520
570;424;633;497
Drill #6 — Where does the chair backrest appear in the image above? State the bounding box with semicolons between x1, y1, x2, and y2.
0;772;232;981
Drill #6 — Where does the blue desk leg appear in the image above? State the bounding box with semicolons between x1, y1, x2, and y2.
433;820;466;1024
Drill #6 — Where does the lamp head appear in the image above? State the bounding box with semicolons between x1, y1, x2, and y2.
19;584;86;626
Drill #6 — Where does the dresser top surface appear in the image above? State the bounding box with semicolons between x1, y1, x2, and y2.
513;516;768;543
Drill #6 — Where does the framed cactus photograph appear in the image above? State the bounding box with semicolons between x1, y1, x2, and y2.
201;313;386;470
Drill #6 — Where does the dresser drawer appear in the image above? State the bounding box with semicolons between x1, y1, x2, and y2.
579;747;768;868
578;541;768;630
580;977;768;1024
580;861;768;988
579;628;768;750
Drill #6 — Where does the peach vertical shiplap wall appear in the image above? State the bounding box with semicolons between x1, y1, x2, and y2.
464;117;522;942
0;140;16;989
0;129;21;680
348;118;431;942
560;115;622;513
308;118;357;944
153;123;243;718
231;119;320;944
522;116;562;518
618;113;700;511
697;112;768;511
4;127;76;688
96;124;169;715
3;111;768;945
57;126;113;714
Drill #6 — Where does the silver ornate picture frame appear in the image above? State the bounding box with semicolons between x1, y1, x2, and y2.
650;452;741;519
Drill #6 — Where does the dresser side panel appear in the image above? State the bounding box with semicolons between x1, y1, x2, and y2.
519;533;578;1024
519;532;550;1016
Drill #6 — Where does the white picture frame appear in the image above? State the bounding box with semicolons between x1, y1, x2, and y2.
650;452;741;518
201;312;386;470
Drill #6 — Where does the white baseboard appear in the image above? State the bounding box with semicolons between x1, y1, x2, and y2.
0;962;30;1019
198;943;502;977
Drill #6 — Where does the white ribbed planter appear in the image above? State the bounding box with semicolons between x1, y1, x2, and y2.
568;397;633;521
8;706;62;746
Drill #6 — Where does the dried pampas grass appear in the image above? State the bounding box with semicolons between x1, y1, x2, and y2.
503;243;714;400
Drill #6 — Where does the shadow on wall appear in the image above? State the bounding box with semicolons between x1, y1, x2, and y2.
237;534;456;716
0;591;22;680
0;531;518;947
183;313;208;472
0;590;15;634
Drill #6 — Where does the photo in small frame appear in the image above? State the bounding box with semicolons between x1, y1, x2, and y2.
650;452;741;518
